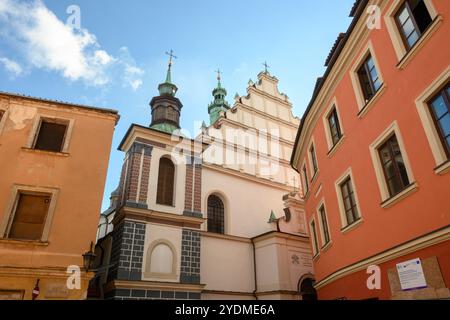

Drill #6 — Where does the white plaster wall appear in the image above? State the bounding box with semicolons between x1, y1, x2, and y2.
202;168;285;238
200;235;254;293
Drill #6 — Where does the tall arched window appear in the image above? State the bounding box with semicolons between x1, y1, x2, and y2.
207;195;224;234
157;157;175;206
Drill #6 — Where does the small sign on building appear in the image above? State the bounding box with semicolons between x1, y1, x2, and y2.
396;258;427;291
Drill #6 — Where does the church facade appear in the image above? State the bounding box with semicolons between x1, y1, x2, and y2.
92;59;314;300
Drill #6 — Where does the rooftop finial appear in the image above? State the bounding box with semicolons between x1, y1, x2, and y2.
216;68;222;87
262;61;270;74
164;49;177;83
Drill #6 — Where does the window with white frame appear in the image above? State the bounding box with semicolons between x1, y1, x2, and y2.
302;164;309;196
335;168;363;231
317;203;331;247
309;218;319;257
369;122;416;203
395;0;433;49
309;143;319;179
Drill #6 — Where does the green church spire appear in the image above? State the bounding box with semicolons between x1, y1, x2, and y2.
208;69;230;125
149;50;183;134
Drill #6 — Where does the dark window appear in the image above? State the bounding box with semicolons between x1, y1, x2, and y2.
340;178;359;226
207;195;224;234
310;145;318;177
395;0;432;49
327;108;343;146
357;55;382;102
0;110;4;123
156;158;175;206
428;83;450;158
8;192;51;240
319;205;330;245
34;120;68;152
153;106;166;122
378;134;411;197
302;165;309;195
310;220;319;255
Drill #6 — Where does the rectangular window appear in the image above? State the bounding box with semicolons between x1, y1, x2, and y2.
378;134;411;197
34;119;68;152
0;110;4;122
395;0;433;49
319;205;330;246
302;165;309;196
310;145;318;177
310;219;319;256
340;178;359;226
327;108;343;146
357;55;382;102
428;83;450;159
7;192;51;241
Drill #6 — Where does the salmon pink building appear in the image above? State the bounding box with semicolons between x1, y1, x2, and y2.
291;0;450;300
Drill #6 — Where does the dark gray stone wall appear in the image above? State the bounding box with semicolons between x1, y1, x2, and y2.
180;229;201;284
105;288;201;300
108;220;146;282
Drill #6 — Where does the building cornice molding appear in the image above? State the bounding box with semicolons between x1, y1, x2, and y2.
314;225;450;290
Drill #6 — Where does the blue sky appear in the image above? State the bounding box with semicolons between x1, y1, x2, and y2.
0;0;355;211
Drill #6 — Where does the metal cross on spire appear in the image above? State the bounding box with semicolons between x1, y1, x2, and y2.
262;61;270;74
165;49;177;67
216;68;222;81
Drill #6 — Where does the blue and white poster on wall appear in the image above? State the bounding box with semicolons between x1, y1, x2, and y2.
396;258;427;291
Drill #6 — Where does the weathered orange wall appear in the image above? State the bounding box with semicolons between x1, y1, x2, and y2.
0;94;118;299
299;0;450;299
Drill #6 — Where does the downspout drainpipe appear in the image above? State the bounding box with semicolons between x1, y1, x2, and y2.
252;239;258;300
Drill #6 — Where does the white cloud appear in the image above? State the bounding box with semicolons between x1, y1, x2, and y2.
119;47;145;91
0;0;144;89
0;57;23;77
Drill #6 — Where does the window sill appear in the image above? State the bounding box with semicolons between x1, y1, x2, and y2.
434;160;450;176
396;15;443;70
327;135;346;158
341;218;363;234
0;238;49;246
357;84;387;119
380;182;418;209
321;241;332;253
21;147;69;157
312;253;320;262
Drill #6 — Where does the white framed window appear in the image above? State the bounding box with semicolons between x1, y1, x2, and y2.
384;0;441;68
334;168;363;233
350;41;386;118
316;199;331;249
0;107;8;135
308;139;319;180
415;66;450;175
309;216;319;257
322;97;345;155
369;121;417;208
301;161;310;197
27;115;75;153
0;185;59;242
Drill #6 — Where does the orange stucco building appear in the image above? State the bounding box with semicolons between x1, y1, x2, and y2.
291;0;450;299
0;92;119;299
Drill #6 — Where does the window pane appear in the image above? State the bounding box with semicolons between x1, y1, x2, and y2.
439;114;450;136
34;121;67;152
406;31;420;47
156;158;175;206
207;195;224;234
431;95;447;119
398;6;410;24
410;0;432;33
402;18;416;39
366;57;375;70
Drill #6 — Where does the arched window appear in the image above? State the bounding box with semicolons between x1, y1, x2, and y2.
157;157;175;206
149;243;174;274
207;195;224;234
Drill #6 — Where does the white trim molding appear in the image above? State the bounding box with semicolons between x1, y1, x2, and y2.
334;167;363;230
316;199;332;250
415;66;450;172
